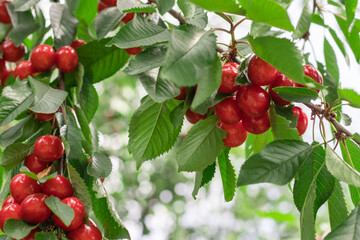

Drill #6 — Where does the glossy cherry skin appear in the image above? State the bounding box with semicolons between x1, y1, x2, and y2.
298;65;323;93
10;174;41;204
67;220;102;240
1;69;13;87
247;55;279;86
30;44;56;72
236;85;270;117
0;203;22;231
174;87;186;100
218;62;238;94
268;74;297;106
55;46;78;73
218;121;248;148
24;153;48;174
121;12;135;24
97;1;108;12
34;135;64;162
102;0;116;6
0;1;11;24
21;193;51;224
53;197;85;231
185;109;207;124
214;96;242;124
18;228;41;240
42;175;74;199
125;47;142;55
70;39;86;49
2;196;15;208
34;112;55;122
292;106;308;136
0;58;6;79
1;40;25;62
14;60;37;80
242;112;271;135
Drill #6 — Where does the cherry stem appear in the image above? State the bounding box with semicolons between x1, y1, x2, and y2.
211;28;231;34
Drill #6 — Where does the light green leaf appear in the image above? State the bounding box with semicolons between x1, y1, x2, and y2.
192;162;216;199
188;0;245;15
269;105;300;140
245;131;273;158
324;38;339;82
94;7;122;40
293;0;311;39
87;152;112;178
14;0;39;11
328;180;349;230
299;183;316;240
158;0;175;15
117;0;156;13
345;0;357;26
218;147;236;202
0;143;32;170
3;219;37;239
74;0;97;25
45;196;75;227
324;207;360;240
0;116;31;148
338;88;360;108
33;232;57;240
273;87;319;103
79;79;98;122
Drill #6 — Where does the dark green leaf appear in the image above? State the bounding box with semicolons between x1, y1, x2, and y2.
14;0;39;11
299;184;316;240
33;232;57;240
328;180;348;230
250;22;272;38
324;207;360;240
178;0;196;18
269;105;300;140
45;196;75;227
317;62;339;105
0;116;31;148
186;7;208;29
79;79;98;122
324;38;339;81
218;147;236;202
87;152;112;178
94;7;123;40
293;0;311;39
192;162;216;199
3;219;37;239
73;105;92;143
328;28;347;59
188;0;245;15
273;87;319;103
338;88;360;108
158;0;175;15
117;1;156;13
245;131;273;158
0;143;32;170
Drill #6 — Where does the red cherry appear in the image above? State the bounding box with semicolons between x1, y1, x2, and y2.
67;220;102;240
97;1;108;12
101;0;116;6
30;44;56;72
242;112;271;135
292;106;308;136
247;55;279;86
33;112;55;122
10;174;41;204
55;46;78;73
88;158;104;183
268;74;297;106
1;40;25;62
2;196;15;208
0;58;6;79
0;203;22;231
125;47;142;55
0;1;11;24
218;62;238;94
70;39;86;49
185;109;206;124
14;60;37;80
214;96;242;124
174;87;186;100
53;197;85;231
18;228;41;240
236;85;270;117
42;175;74;199
298;65;323;93
24;153;48;174
1;69;13;87
33;135;64;162
121;12;135;24
21;193;51;224
218;121;248;148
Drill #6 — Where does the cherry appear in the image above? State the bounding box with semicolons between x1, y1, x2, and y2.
0;58;6;79
55;46;78;73
214;96;242;124
102;0;116;6
1;69;13;87
268;74;297;106
30;44;56;72
88;158;104;183
292;106;308;136
185;109;206;124
14;60;37;80
297;65;323;93
121;12;135;24
0;203;22;231
125;47;142;55
34;112;55;122
24;153;48;174
67;220;102;240
33;135;64;162
236;85;270;117
218;121;248;148
2;196;15;208
242;112;271;135
18;228;41;240
10;174;41;204
97;1;108;12
21;193;51;224
174;87;186;100
0;1;11;24
218;62;238;94
70;39;86;49
53;197;85;231
1;40;25;62
42;175;74;199
247;55;279;86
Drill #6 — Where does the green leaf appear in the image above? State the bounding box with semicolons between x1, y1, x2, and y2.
158;0;175;15
108;15;170;48
192;162;216;199
0;78;34;127
317;62;339;105
293;0;311;39
324;207;360;240
14;0;39;11
338;88;360;108
124;45;167;75
186;7;208;29
178;0;196;18
29;78;67;114
336;16;360;63
218;147;236;202
3;219;37;239
328;180;348;230
188;0;245;15
299;185;316;240
87;152;112;178
74;0;97;25
117;1;156;13
0;116;31;148
345;0;357;26
273;87;319;103
45;196;75;227
245;131;273;158
328;28;347;59
33;232;57;240
237;140;312;186
79;79;98;122
239;0;294;31
77;39;130;83
0;143;32;170
73;106;92;144
269;105;300;140
128;96;182;169
94;7;123;40
250;22;272;38
50;3;79;49
324;38;339;82
176;115;225;172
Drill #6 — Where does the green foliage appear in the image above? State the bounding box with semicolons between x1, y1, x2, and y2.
338;89;360;108
94;7;123;40
328;180;349;230
0;143;32;170
117;1;156;13
273;87;319;103
324;207;360;240
189;0;245;15
14;0;40;12
45;196;75;227
269;105;300;140
3;219;37;239
218;147;236;202
293;0;311;39
87;152;112;178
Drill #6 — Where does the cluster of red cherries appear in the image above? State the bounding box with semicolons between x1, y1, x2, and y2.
177;56;322;148
0;135;102;240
